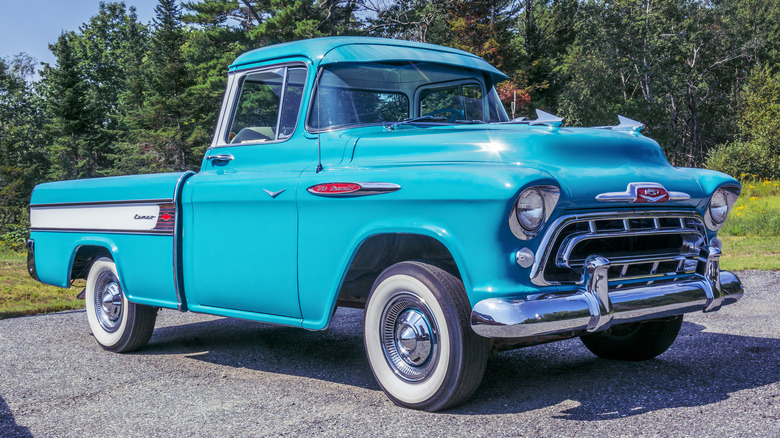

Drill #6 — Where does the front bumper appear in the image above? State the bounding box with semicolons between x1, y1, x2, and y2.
471;246;743;338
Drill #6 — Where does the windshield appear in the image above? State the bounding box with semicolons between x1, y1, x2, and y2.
308;62;508;131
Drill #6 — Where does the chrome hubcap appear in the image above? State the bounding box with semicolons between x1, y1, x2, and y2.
94;271;123;332
395;309;433;366
381;293;439;382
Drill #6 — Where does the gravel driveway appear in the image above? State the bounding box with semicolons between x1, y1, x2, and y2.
1;271;778;437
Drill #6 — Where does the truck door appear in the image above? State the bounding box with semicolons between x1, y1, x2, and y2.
181;65;311;318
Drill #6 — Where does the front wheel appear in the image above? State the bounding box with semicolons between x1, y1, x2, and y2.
364;261;488;411
580;315;683;361
85;257;157;353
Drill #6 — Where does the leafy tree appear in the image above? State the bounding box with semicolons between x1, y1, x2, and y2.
512;0;579;115
361;0;449;43
557;0;754;166
707;65;780;179
446;0;517;71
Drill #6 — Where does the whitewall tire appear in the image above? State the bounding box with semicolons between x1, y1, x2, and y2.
364;261;488;411
85;257;157;353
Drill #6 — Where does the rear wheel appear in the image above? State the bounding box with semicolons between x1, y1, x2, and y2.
364;261;488;411
580;315;683;361
85;257;157;353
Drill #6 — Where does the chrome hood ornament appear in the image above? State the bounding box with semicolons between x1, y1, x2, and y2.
511;109;563;128
596;182;691;203
595;115;645;132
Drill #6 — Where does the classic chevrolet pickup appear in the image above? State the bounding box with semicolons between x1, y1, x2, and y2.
27;37;743;411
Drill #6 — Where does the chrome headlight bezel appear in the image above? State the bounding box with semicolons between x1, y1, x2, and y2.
509;185;560;240
704;186;740;231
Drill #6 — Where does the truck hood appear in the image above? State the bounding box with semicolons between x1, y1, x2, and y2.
344;124;724;210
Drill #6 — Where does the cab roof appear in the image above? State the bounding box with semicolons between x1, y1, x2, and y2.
229;36;509;83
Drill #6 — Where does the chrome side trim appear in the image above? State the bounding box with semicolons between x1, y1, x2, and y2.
306;182;401;197
471;248;743;338
29;228;173;236
30;199;174;208
172;171;196;312
530;210;704;287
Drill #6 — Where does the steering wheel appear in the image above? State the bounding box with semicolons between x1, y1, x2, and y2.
426;107;463;122
231;127;272;144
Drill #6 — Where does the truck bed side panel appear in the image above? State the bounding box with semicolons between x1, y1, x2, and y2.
31;231;179;309
29;172;191;310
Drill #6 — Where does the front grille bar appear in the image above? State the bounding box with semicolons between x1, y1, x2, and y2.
530;210;707;287
556;227;704;268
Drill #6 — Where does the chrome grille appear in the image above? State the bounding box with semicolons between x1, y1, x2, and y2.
530;211;707;286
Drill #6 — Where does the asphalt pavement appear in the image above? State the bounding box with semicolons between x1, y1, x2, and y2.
1;271;778;437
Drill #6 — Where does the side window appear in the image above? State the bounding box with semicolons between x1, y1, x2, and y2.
462;85;484;121
227;66;306;144
487;87;509;122
278;67;306;139
419;83;484;121
420;86;460;116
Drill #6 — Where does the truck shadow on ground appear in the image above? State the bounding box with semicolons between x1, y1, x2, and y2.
0;395;33;437
142;307;378;391
141;309;780;419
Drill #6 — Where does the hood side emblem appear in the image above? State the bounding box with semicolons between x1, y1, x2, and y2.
307;182;401;197
263;189;286;199
596;182;691;203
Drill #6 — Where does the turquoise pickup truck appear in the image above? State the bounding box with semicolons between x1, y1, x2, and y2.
26;37;743;411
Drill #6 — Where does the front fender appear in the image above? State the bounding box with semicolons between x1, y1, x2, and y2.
297;163;555;329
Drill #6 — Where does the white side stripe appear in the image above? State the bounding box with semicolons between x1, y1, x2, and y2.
30;204;161;231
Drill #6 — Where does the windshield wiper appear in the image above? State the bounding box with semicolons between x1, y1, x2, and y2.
453;119;487;124
384;115;448;130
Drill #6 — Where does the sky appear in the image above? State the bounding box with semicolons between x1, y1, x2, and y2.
1;0;161;72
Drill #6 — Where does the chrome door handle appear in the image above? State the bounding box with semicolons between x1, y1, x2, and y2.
205;153;234;162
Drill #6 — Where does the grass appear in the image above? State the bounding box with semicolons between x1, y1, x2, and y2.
718;177;780;270
720;178;780;237
0;247;84;320
720;235;780;270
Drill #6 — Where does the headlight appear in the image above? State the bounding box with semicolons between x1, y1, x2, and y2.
516;188;545;231
708;190;729;225
509;185;560;240
704;186;740;231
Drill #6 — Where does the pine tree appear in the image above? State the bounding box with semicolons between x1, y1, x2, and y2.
40;32;94;180
129;0;196;171
0;55;49;245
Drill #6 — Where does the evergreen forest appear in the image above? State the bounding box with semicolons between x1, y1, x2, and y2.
2;0;780;247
